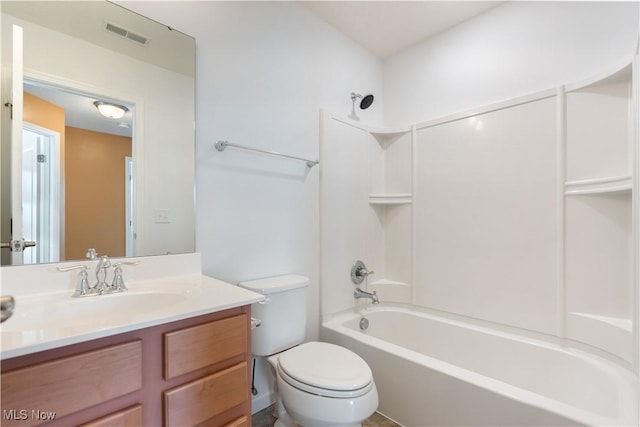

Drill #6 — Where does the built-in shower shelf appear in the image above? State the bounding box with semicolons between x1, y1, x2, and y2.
570;312;632;332
564;175;632;195
566;311;633;362
369;126;411;146
368;279;412;304
369;279;410;287
369;193;413;205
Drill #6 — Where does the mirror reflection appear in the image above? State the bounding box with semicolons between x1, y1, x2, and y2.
1;1;196;266
24;81;134;263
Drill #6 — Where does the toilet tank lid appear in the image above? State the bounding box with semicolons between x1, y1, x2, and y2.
238;274;309;295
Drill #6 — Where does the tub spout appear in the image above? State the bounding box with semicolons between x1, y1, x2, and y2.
354;287;379;304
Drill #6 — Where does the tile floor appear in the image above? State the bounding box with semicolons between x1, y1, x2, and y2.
252;405;401;427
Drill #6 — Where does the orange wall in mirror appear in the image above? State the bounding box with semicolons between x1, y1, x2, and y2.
65;127;131;260
24;92;65;136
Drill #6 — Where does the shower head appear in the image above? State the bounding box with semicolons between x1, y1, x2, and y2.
360;94;374;109
351;92;374;110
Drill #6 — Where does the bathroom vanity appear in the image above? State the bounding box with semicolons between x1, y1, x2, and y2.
0;253;263;427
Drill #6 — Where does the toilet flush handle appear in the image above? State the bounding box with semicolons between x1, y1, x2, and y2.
251;317;261;329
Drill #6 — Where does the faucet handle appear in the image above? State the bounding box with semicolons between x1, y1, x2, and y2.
111;265;127;292
110;261;139;292
74;267;91;297
115;261;140;266
358;266;374;277
351;260;374;284
57;265;91;297
57;264;88;272
86;248;98;259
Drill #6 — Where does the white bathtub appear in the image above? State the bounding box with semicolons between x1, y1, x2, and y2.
321;306;639;427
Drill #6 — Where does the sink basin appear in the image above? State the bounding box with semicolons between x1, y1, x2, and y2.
2;291;188;332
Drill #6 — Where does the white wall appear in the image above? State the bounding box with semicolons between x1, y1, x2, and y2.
120;0;383;412
384;1;639;126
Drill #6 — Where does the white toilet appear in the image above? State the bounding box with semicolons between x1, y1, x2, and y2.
239;275;378;427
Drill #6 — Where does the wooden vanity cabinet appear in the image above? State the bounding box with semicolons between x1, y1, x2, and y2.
1;306;252;427
163;310;251;426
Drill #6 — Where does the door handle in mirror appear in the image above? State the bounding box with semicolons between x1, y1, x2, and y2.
0;239;36;252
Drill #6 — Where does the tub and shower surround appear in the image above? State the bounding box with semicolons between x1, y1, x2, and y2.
319;58;638;426
322;306;638;427
319;113;414;316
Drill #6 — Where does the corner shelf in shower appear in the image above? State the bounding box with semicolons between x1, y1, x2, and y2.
566;312;633;361
369;126;411;146
369;193;413;205
369;278;410;287
368;279;412;304
564;175;632;195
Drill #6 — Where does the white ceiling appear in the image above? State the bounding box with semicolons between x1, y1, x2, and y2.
24;82;133;138
302;1;502;59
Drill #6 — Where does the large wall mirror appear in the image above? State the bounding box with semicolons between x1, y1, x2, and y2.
1;1;195;266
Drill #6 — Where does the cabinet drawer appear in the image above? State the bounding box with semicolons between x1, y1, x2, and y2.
223;416;249;427
164;362;248;427
164;314;247;379
1;341;142;427
79;405;142;427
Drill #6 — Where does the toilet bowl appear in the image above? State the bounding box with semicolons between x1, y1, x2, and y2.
269;342;378;427
238;275;378;427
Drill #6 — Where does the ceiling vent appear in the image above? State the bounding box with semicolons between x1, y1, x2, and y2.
104;21;150;45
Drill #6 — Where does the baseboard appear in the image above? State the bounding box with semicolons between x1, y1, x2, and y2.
251;391;275;414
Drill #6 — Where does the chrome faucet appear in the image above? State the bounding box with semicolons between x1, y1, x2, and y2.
57;253;139;298
84;248;111;293
354;287;379;304
94;255;112;294
56;254;110;296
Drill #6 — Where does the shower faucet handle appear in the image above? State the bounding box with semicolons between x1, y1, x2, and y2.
351;260;374;285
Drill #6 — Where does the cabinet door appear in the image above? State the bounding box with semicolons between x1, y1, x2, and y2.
79;405;142;427
164;362;248;427
222;416;249;427
164;314;247;379
1;341;142;427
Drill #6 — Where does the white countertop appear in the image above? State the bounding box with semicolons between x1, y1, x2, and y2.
0;254;265;359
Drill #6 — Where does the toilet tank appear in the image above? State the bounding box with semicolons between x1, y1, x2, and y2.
239;275;309;356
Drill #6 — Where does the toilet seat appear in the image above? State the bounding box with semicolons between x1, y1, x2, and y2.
277;342;374;399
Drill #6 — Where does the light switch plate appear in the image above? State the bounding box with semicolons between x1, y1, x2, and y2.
154;208;170;223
